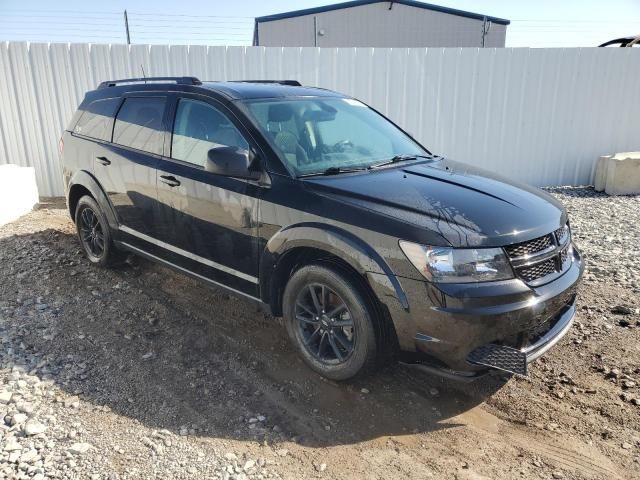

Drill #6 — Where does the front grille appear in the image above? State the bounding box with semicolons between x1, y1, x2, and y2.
555;225;570;245
505;224;572;285
519;258;557;282
504;235;553;258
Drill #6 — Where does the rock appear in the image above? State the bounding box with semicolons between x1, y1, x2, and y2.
10;413;28;426
622;442;632;450
243;459;255;471
224;452;237;461
429;388;439;396
360;388;370;394
552;472;564;479
0;391;13;404
4;438;22;451
611;305;634;315
64;396;80;409
275;449;289;457
20;449;38;463
16;402;34;414
8;451;21;463
257;415;266;422
24;419;47;436
315;462;327;472
68;442;93;455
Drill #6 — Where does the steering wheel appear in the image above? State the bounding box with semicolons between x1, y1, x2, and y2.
332;139;354;152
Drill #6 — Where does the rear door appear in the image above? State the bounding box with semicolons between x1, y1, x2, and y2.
96;94;168;245
154;93;262;298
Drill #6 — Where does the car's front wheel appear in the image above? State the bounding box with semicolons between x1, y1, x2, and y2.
74;195;117;267
283;264;378;380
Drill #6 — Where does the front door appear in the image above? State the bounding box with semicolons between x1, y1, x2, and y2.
154;95;262;298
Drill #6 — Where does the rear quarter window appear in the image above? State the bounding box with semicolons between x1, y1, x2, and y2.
73;97;121;141
113;97;166;155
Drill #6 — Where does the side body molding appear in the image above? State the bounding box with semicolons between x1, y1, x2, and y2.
67;170;119;229
260;222;409;310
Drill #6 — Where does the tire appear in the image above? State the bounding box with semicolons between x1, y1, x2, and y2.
283;263;378;381
74;195;118;267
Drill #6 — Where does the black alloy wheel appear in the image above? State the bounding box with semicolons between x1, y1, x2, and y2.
79;206;105;258
74;195;118;267
295;283;355;364
283;264;378;380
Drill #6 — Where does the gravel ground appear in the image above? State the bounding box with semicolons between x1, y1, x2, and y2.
0;187;638;480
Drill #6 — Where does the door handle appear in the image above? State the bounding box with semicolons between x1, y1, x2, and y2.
95;156;111;166
159;175;181;187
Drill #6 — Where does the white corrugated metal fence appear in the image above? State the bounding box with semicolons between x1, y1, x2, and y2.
1;42;639;196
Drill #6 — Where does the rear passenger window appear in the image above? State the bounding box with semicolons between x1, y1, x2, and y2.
73;98;120;141
171;98;249;167
113;97;166;155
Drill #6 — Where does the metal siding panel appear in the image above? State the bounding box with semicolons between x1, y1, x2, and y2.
2;43;640;196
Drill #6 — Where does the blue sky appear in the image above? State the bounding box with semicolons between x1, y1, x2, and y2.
1;0;639;47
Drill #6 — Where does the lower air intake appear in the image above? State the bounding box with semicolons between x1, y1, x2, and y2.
467;344;527;375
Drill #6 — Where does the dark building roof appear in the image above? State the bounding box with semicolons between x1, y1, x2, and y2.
255;0;510;26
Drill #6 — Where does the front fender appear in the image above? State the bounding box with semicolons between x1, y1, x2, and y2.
260;222;409;310
67;170;118;229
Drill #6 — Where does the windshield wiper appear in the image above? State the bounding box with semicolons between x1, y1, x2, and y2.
368;154;434;170
297;166;366;178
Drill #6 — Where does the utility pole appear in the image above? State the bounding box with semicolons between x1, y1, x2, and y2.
481;16;490;48
124;10;131;45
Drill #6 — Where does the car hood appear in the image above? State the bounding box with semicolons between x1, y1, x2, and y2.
303;159;567;247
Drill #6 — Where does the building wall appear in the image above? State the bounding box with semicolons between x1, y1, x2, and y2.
2;42;639;196
256;2;506;48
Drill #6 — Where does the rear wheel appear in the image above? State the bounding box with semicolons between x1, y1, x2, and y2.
74;195;117;267
283;264;378;380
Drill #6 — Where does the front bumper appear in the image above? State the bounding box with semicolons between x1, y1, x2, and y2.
368;244;584;376
466;298;575;375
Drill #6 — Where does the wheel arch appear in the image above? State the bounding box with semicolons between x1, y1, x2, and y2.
67;170;118;229
260;222;409;315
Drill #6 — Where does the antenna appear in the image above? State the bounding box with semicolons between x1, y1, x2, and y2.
141;65;147;83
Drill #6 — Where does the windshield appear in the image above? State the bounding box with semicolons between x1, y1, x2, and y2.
242;97;429;176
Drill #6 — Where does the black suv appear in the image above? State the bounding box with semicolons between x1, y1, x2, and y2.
60;77;584;381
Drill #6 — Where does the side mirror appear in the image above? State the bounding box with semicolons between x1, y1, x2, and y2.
205;146;261;180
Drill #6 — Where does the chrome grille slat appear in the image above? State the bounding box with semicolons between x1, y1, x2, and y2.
504;234;553;258
505;224;572;285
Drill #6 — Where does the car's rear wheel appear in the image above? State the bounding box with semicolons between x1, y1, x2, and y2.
283;264;378;380
75;195;117;267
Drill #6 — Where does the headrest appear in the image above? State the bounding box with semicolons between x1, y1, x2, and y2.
268;103;294;122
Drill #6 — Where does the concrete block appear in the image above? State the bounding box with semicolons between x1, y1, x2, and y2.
600;152;640;196
0;164;39;226
593;155;611;192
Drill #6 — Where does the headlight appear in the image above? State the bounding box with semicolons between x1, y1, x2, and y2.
399;241;514;283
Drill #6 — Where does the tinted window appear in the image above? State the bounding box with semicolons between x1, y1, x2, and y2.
244;98;425;175
113;97;166;155
171;98;249;167
73;98;120;141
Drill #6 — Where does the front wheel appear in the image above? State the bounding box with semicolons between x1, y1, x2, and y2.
74;195;117;267
283;264;378;381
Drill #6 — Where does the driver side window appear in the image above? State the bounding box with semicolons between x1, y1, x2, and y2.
171;98;249;167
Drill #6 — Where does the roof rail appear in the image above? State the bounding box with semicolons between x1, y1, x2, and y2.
97;76;202;89
231;80;302;87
